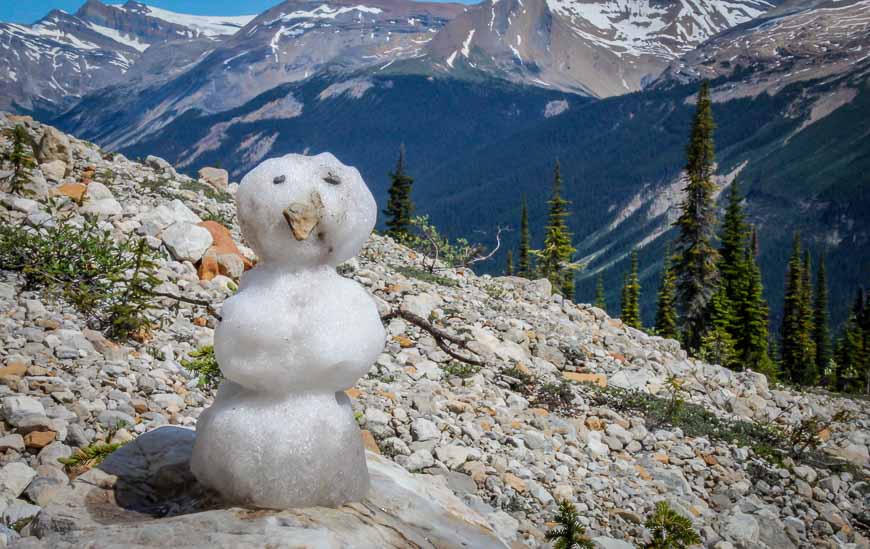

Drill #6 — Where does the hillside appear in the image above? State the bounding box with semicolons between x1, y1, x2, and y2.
1;115;868;548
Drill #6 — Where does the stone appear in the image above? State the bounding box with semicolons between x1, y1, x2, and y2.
139;200;201;236
198;252;220;281
198;167;229;191
723;512;760;546
40;160;67;182
37;126;72;165
2;500;41;526
24;431;56;449
217;253;245;279
161;222;213;263
2;396;46;427
405;449;435;472
563;372;607;387
503;473;527;493
145;155;177;177
0;462;37;500
592;538;635;549
412;418;440;441
0;435;25;453
402;293;442;319
360;430;379;454
434;445;470;469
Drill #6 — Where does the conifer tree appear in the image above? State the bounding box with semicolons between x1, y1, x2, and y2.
621;249;642;328
673;81;720;352
2;125;35;195
594;272;607;311
383;144;414;240
518;198;531;277
699;286;739;369
718;182;749;303
798;250;817;384
655;246;679;340
835;293;866;392
813;256;831;382
537;161;577;299
505;250;514;276
739;229;774;377
780;233;816;385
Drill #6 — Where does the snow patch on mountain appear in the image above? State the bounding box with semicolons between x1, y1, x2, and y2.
125;4;256;37
87;23;150;52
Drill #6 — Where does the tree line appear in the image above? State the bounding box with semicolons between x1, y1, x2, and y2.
381;83;869;392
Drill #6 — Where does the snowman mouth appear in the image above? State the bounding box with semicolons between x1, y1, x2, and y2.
282;191;324;241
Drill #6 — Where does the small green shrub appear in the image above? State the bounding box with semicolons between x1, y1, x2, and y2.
59;441;125;470
0;219;160;340
545;500;595;549
179;179;233;203
443;361;480;378
181;345;223;390
394;265;459;287
644;501;701;549
536;380;575;411
1;125;35;195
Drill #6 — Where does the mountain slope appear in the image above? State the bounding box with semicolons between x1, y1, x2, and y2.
0;0;256;113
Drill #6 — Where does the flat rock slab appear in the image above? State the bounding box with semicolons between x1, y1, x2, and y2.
20;427;508;548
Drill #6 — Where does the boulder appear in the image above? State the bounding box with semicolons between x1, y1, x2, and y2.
27;427;509;548
36;126;71;165
198;167;229;191
51;182;87;203
40;160;67;182
161;222;213;263
80;182;122;217
145;155;177;178
0;462;37;500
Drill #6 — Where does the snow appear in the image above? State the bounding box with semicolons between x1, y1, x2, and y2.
270;4;383;25
461;29;475;57
446;50;458;67
129;4;255;37
191;153;384;509
87;23;150;52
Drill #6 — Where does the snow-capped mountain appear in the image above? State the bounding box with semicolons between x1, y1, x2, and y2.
422;0;780;96
0;0;256;112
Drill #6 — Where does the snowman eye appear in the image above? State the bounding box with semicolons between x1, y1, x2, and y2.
273;175;286;185
323;171;341;185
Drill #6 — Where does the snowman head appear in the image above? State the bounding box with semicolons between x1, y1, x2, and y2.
236;153;376;269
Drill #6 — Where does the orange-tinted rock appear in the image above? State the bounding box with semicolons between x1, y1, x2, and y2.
198;221;252;269
503;473;527;493
393;335;414;348
192;317;208;327
563;372;607;387
25;430;56;449
53;182;87;203
529;408;549;417
360;430;380;454
345;388;362;399
198;252;220;281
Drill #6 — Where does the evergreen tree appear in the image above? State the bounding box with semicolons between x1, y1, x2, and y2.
383;145;414;240
655;246;679;340
718;182;749;303
798;250;817;384
739;229;774;377
594;272;607;311
2;125;35;195
673;81;720;352
505;250;514;276
780;234;816;385
644;501;701;549
518;198;532;277
545;500;595;549
835;293;866;392
699;286;739;369
813;256;831;383
621;249;642;328
537;161;577;299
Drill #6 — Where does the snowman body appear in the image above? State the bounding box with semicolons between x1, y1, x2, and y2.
191;153;385;508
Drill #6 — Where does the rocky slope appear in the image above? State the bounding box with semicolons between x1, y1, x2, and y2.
0;115;868;547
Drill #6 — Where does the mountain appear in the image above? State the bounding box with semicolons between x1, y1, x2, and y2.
0;0;255;113
414;0;870;327
420;0;780;96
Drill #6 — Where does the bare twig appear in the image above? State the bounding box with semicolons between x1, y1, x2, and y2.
381;308;485;367
465;225;508;267
151;290;222;321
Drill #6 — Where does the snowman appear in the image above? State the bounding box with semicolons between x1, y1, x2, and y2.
190;152;386;509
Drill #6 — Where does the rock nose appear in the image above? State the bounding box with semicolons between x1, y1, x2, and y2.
282;191;324;241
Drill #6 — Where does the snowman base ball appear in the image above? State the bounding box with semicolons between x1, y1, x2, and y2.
191;153;385;509
191;383;369;508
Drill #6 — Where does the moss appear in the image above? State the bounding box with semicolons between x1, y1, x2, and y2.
393;265;459;287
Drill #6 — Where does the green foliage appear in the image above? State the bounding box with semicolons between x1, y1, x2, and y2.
621;249;642;329
443;361;481;378
738;229;774;377
673;81;720;352
654;247;679;340
780;233;817;385
518;198;532;278
400;215;490;272
813;256;831;380
1;125;36;195
545;500;595;549
201;208;236;227
535;161;580;299
59;441;125;470
0;219;160;340
833;290;869;393
536;380;575;412
594;272;607;311
384;145;415;240
644;501;701;549
179;179;233;203
181;345;223;390
505;250;514;276
393;264;459;287
698;288;739;369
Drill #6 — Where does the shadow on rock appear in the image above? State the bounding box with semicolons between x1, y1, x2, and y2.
96;426;222;517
